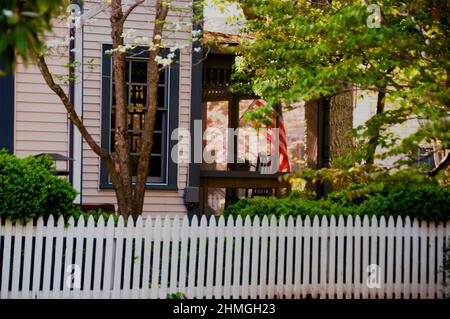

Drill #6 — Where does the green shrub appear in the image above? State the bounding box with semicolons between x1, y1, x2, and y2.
0;150;79;223
223;171;450;222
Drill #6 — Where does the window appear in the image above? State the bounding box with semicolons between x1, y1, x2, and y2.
100;44;179;189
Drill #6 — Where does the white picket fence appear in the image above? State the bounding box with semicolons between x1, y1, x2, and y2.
0;214;449;299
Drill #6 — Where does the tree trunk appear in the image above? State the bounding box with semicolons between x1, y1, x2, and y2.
366;87;386;164
111;0;133;217
329;90;354;161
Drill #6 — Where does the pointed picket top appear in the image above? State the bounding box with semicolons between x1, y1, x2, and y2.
387;215;395;227
270;214;277;227
87;215;95;227
107;214;115;227
37;216;45;228
217;215;225;227
47;214;55;227
354;215;361;227
404;216;411;228
253;215;260;227
287;215;294;227
96;215;105;227
295;215;302;227
379;215;386;228
244;215;252;227
163;215;172;228
66;216;75;228
412;217;420;228
116;215;124;227
261;215;269;227
76;214;85;227
336;215;344;227
191;214;198;227
321;215;329;227
279;215;286;227
181;215;188;227
226;214;234;227
55;215;64;227
172;215;180;229
304;215;311;227
362;215;370;226
371;215;378;227
396;215;404;227
312;215;320;227
126;215;134;228
200;214;208;228
329;215;336;227
135;215;143;228
347;215;354;227
234;215;242;228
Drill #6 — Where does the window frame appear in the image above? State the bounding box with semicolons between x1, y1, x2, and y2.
99;44;179;190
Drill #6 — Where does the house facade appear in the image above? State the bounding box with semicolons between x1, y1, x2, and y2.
0;1;426;217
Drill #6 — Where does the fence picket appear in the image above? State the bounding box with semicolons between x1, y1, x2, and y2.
369;216;378;299
214;216;225;298
301;216;311;298
250;216;260;299
102;216;115;299
205;216;217;298
140;217;153;299
241;216;252;299
277;216;287;299
293;216;302;298
1;220;13;299
411;219;420;299
319;216;328;299
385;216;395;299
284;216;295;299
131;217;143;299
92;216;106;299
169;216;181;296
160;216;172;299
186;215;198;299
427;221;436;299
232;216;243;298
50;216;65;298
41;215;55;299
353;216;362;299
402;217;411;299
21;221;34;299
267;215;277;299
378;216;387;299
336;216;345;299
361;216;370;299
310;216;320;299
259;216;269;299
395;216;404;299
435;222;445;299
10;222;23;299
345;216;354;299
419;220;428;299
111;217;125;299
327;216;337;299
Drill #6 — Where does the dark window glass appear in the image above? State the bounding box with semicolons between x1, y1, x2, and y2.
109;58;167;182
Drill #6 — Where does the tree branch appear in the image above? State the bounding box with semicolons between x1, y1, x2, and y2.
121;0;145;23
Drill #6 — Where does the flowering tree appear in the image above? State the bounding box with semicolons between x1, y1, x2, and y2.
1;0;201;218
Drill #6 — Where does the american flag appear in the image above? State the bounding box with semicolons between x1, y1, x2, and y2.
255;100;290;172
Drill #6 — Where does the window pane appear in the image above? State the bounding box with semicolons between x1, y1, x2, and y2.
159;71;165;85
149;156;162;177
151;132;162;154
157;86;165;108
154;110;163;131
130;85;146;108
202;100;229;171
131;61;147;83
129;132;142;153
